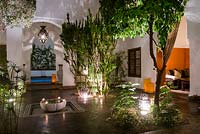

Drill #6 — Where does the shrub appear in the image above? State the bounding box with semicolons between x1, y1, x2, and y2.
111;108;139;131
113;82;138;108
111;82;155;132
153;85;182;128
0;64;26;133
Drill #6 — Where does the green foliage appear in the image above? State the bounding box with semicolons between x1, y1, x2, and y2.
61;11;117;95
100;0;188;107
111;108;139;132
0;45;7;69
115;52;127;79
111;82;155;132
113;82;138;108
153;85;182;128
0;68;10;85
111;82;138;131
61;13;89;75
0;84;9;103
0;62;26;133
100;0;188;49
31;44;56;70
0;0;36;30
165;81;178;89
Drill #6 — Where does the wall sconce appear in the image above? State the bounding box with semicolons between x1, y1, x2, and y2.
38;26;48;44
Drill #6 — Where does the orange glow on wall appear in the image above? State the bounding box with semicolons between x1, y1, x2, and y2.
156;50;163;70
52;74;56;83
166;48;190;70
143;78;155;93
156;50;167;85
156;48;189;85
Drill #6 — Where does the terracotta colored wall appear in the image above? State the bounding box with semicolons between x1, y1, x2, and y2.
166;48;190;70
156;48;189;85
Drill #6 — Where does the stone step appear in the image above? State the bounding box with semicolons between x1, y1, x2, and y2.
26;83;62;90
170;89;189;100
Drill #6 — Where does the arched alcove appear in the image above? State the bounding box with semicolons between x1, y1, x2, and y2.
22;21;65;83
22;21;75;86
30;37;56;83
31;38;56;70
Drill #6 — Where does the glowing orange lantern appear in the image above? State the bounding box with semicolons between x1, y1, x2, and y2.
143;78;155;93
52;74;56;83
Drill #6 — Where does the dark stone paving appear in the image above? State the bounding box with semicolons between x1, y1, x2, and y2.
18;88;200;134
144;98;200;134
18;89;124;134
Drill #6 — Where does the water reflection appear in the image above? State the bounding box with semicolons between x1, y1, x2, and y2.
139;94;153;115
44;114;49;125
62;113;66;121
99;97;103;105
79;88;93;104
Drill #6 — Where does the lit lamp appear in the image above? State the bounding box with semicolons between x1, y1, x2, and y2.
38;26;48;44
143;78;155;93
52;74;56;84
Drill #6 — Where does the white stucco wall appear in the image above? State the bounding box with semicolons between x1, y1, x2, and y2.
6;26;23;67
34;0;99;25
116;36;156;89
187;21;200;96
174;16;189;48
185;0;200;96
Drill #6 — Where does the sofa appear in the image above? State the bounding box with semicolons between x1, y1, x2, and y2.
165;69;189;90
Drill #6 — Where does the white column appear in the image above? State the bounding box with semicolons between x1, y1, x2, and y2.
187;20;200;96
6;26;24;67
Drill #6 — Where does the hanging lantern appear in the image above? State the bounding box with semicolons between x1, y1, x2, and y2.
38;26;48;44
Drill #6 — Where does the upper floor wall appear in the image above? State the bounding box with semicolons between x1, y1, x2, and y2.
34;0;100;25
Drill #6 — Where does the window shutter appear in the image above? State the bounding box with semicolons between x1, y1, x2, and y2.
128;47;141;77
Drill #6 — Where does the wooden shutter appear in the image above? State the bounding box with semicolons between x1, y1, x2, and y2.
128;47;141;77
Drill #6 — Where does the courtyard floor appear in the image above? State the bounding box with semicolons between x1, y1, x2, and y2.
19;88;121;134
17;86;200;134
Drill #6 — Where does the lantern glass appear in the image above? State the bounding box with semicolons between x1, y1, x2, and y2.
38;26;48;44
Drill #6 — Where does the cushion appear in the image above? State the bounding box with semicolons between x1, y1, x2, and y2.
180;69;190;78
180;70;185;78
174;70;181;78
184;69;189;78
168;70;174;75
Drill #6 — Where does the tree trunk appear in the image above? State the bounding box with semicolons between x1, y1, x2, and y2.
154;69;164;107
148;16;161;107
148;17;180;109
148;16;158;69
